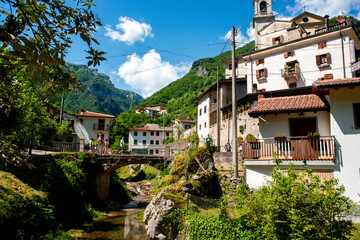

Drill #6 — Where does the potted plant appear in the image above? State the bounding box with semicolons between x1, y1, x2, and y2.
238;136;244;142
307;130;320;140
245;133;257;143
274;134;287;141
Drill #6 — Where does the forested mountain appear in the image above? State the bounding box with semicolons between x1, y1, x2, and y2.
53;63;143;117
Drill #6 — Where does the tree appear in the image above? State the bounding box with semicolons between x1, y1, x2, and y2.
0;0;105;163
0;0;106;115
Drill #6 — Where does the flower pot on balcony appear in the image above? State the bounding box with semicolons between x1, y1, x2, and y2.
274;136;287;141
246;139;258;143
307;135;320;140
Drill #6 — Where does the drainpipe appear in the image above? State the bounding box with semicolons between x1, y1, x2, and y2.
340;28;346;78
249;54;253;93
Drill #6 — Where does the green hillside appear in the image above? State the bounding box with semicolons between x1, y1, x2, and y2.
137;41;255;119
54;63;144;117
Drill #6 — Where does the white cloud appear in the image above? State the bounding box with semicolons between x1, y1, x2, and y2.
116;50;191;98
289;0;360;18
105;17;153;45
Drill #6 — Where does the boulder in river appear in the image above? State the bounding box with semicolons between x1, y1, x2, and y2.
143;190;175;240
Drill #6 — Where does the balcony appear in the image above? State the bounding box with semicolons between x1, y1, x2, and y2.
242;136;336;162
93;124;109;131
281;65;300;81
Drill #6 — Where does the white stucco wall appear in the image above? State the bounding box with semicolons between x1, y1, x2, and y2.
242;35;353;93
197;96;210;141
128;130;170;154
330;87;360;203
258;111;331;139
76;117;112;144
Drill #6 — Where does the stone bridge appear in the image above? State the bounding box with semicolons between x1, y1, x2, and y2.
96;154;165;200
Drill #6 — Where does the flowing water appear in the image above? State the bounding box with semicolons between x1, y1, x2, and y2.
68;182;152;240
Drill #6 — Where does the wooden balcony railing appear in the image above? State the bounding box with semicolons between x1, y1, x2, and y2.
242;136;336;161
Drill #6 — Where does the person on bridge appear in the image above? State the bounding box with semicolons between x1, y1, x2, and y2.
121;137;125;153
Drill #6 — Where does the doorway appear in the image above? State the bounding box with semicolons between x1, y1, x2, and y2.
289;118;317;137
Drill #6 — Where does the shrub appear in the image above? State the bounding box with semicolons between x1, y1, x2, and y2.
245;133;255;139
238;165;353;239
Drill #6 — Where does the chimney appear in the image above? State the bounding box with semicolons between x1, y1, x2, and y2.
324;15;329;31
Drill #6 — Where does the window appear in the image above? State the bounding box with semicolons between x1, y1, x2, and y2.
289;83;297;88
204;106;207;114
185;124;191;129
98;119;105;130
156;140;159;145
134;140;138;145
143;132;146;136
166;132;169;136
143;140;146;145
210;112;217;126
150;149;154;155
316;53;331;66
151;132;154;136
284;51;295;59
256;88;266;93
256;68;267;79
353;103;360;129
155;149;159;154
256;58;264;65
150;140;154;144
204;122;207;128
199;124;201;130
302;17;309;23
318;41;327;49
134;131;138;136
199;108;202;116
228;63;238;70
272;36;284;45
260;1;267;12
156;132;160;136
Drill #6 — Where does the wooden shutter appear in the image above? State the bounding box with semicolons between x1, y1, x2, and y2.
244;60;247;66
326;53;331;64
264;68;268;77
316;55;321;65
324;73;333;79
318;42;322;49
284;52;288;59
256;70;260;79
272;38;276;45
280;35;284;42
291;50;295;56
255;60;259;66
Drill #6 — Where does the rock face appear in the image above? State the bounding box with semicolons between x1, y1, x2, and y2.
143;190;175;240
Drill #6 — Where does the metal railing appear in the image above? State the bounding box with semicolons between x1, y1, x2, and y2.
93;124;109;131
314;22;347;34
242;136;336;161
51;141;80;152
281;66;300;80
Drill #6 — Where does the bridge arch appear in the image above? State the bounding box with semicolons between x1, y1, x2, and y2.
96;155;165;201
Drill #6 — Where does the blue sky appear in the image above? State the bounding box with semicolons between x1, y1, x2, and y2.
66;0;360;98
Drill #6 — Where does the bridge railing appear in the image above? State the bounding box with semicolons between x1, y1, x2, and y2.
110;147;165;156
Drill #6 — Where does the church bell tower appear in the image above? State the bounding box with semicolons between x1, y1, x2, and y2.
253;0;275;50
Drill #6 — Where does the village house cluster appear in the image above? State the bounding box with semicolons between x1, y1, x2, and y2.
197;0;360;202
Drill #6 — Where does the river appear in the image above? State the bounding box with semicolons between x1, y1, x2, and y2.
68;182;152;240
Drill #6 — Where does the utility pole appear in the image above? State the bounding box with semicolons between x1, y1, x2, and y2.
59;89;65;124
216;65;220;152
231;26;238;178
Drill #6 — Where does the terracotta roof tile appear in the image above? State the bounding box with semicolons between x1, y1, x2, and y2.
249;94;328;116
314;77;360;88
176;119;196;124
130;123;172;132
76;111;115;118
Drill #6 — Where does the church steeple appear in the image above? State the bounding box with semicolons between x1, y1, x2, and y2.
253;0;275;50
